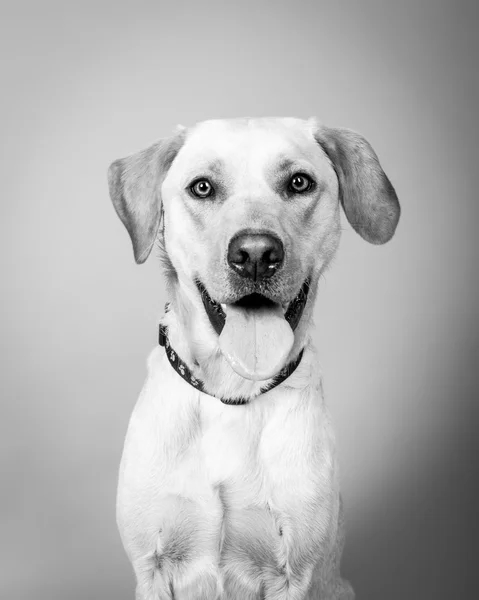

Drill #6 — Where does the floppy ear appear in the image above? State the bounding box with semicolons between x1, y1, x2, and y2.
108;128;186;263
313;124;400;244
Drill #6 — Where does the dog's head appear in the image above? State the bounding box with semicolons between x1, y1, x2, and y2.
109;118;399;382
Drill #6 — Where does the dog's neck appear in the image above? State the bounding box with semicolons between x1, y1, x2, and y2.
160;275;313;402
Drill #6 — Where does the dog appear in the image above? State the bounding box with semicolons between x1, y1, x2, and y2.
108;117;400;599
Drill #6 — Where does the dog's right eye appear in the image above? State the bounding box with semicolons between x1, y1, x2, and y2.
190;179;214;198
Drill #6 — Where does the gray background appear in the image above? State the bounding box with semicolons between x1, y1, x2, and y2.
1;1;478;598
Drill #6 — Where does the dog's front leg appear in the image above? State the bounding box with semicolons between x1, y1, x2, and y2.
122;469;225;600
117;362;224;600
129;500;223;599
133;535;223;600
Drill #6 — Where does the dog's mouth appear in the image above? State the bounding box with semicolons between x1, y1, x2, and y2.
196;279;310;381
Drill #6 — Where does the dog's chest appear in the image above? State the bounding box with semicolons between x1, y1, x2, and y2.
199;400;269;497
198;395;323;504
196;392;337;575
118;369;338;597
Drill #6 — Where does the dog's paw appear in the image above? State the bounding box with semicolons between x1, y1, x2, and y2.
152;559;223;600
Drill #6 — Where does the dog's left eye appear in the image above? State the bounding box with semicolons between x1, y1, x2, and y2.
190;179;214;198
288;173;314;193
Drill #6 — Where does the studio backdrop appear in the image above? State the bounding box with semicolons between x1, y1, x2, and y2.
1;1;477;599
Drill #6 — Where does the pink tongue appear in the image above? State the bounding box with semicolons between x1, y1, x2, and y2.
219;304;294;381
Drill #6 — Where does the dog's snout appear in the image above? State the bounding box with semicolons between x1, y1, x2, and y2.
227;232;284;281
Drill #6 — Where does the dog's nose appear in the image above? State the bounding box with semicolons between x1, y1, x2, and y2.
227;232;284;281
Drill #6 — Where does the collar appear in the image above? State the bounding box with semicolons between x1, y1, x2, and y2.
158;322;304;406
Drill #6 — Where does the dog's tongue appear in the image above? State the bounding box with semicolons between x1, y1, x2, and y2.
219;304;294;381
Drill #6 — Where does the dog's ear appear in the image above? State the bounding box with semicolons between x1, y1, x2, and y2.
108;128;186;263
312;123;400;244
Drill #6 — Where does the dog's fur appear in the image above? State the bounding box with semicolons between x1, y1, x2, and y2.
108;117;400;599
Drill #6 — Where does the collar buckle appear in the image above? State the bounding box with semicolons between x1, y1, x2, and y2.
159;323;167;347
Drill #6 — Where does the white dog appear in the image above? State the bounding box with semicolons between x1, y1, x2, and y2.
108;117;400;599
